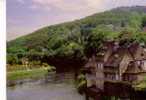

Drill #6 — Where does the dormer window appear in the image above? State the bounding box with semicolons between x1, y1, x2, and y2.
97;52;105;56
114;54;119;58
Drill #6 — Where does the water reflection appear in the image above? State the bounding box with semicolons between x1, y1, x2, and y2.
7;81;84;100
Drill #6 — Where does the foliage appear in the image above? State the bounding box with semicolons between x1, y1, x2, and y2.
142;15;146;27
76;74;86;89
7;68;49;81
7;6;146;64
7;55;19;65
134;77;146;91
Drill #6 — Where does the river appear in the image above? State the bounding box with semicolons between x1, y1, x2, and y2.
7;80;85;100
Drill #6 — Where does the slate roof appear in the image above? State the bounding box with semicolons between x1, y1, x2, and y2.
128;42;139;55
124;61;144;74
85;41;146;73
104;46;126;67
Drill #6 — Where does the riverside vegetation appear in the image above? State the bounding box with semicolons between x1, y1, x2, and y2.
7;62;55;83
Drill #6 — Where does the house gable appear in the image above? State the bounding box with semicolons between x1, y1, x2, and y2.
119;50;133;78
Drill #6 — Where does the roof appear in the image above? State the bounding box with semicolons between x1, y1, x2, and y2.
128;42;146;60
128;42;139;55
105;42;146;68
84;55;97;68
104;46;126;67
124;61;145;74
84;41;146;70
96;52;106;62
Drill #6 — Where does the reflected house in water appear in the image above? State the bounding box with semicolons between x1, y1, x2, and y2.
84;41;146;99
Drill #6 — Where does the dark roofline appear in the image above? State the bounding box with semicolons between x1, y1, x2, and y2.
131;59;146;62
124;71;146;74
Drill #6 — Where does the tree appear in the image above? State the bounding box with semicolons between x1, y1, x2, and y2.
7;54;18;65
84;25;110;57
118;27;137;46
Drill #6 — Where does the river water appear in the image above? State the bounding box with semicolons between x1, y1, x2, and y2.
7;80;85;100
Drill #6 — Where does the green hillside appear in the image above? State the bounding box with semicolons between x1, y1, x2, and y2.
7;6;146;66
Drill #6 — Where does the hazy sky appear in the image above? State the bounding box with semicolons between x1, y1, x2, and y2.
7;0;146;40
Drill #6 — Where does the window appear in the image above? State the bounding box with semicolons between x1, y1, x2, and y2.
141;61;144;67
97;63;103;69
137;61;140;66
105;73;116;80
115;74;119;80
114;54;119;58
125;75;136;82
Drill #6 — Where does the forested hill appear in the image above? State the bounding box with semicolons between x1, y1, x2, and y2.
7;6;146;66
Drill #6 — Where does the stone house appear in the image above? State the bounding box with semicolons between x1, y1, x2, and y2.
84;41;146;90
84;41;115;89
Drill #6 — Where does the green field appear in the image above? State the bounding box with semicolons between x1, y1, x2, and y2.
7;68;49;81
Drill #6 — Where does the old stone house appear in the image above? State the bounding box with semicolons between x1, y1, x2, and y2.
84;41;146;90
84;41;115;89
84;55;104;89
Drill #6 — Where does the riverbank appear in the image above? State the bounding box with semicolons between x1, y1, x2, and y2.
7;68;50;81
7;67;77;87
7;68;52;86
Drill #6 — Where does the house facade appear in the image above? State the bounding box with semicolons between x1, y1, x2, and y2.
85;55;104;89
84;41;146;90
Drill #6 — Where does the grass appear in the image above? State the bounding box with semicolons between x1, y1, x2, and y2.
134;82;146;91
134;80;146;91
7;68;49;81
7;64;42;72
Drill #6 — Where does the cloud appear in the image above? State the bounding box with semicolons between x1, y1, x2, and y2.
29;0;146;16
31;0;104;13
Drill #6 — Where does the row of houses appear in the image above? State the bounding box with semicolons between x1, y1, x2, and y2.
84;41;146;90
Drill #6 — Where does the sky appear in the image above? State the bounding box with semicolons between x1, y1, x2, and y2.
7;0;146;40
